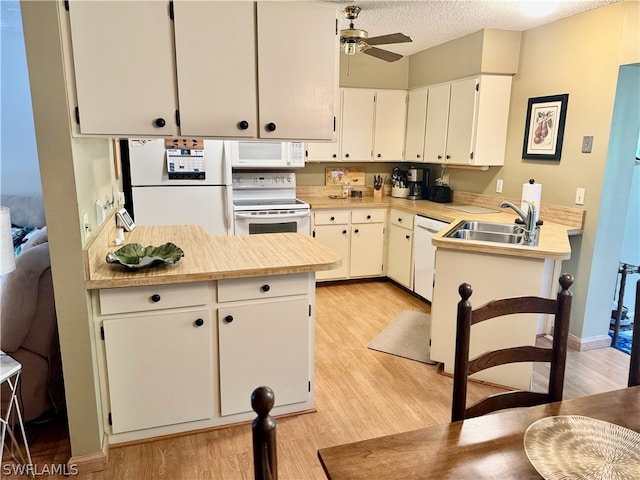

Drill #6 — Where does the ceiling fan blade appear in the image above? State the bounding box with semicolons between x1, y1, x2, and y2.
362;46;403;63
365;33;412;46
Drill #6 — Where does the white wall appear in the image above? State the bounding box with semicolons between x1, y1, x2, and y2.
0;0;41;196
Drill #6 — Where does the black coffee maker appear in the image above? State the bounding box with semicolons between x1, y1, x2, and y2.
420;168;431;199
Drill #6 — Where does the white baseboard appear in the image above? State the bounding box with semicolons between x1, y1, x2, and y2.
568;333;611;352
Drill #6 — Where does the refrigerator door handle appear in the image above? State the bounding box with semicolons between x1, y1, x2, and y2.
223;187;232;233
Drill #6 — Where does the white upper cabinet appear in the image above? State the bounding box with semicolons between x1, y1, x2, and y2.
66;1;338;140
421;75;512;166
404;88;428;162
68;1;178;136
339;88;407;162
256;2;338;140
373;90;408;162
173;2;257;138
341;89;376;161
423;83;452;164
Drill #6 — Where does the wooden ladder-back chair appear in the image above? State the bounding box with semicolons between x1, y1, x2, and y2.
629;278;640;387
452;273;574;422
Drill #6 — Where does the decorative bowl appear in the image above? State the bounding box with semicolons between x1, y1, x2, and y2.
106;243;184;270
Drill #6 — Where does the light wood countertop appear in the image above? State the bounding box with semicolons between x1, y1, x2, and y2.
85;224;342;290
299;192;582;261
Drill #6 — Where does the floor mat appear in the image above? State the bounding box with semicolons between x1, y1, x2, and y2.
609;329;633;355
368;310;438;365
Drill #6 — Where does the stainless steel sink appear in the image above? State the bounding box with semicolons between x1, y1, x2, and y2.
444;220;525;245
447;229;524;244
457;221;524;234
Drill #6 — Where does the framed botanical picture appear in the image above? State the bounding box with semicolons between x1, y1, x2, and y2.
522;94;569;161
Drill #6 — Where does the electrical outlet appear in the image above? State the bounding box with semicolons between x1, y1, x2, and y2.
575;187;585;205
82;212;91;240
496;179;503;193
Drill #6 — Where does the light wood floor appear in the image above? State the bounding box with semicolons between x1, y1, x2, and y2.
4;280;631;479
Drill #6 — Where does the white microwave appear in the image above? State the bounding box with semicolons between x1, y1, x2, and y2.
225;141;305;169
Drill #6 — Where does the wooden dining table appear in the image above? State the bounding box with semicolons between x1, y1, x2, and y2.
318;386;640;479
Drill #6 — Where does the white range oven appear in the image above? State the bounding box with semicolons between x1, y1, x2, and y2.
232;172;311;235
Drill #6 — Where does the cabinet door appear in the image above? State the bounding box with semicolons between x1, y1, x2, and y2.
373;90;407;162
67;1;178;136
341;89;375;161
404;89;428;162
103;309;213;433
314;225;350;280
174;2;257;138
350;223;384;278
387;225;414;289
218;298;310;416
307;90;342;162
444;77;477;165
257;2;338;140
423;84;450;164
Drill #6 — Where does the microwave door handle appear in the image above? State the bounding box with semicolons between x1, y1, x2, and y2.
234;211;310;219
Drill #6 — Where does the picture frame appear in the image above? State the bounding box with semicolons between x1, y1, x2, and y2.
522;94;569;161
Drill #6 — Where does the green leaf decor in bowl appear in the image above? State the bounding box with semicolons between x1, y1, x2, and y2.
106;243;184;270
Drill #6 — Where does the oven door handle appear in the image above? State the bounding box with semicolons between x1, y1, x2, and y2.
234;211;310;219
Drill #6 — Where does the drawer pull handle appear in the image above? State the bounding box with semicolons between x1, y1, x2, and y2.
261;284;271;293
150;294;161;303
194;318;204;327
224;315;234;323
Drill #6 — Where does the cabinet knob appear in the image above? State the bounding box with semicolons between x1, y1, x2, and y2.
437;155;443;159
238;120;249;130
406;234;411;240
150;294;161;303
398;218;402;222
342;229;347;235
446;155;451;159
345;153;350;158
417;154;421;158
153;118;166;128
377;153;382;158
224;315;234;323
332;154;337;158
194;318;204;327
265;122;277;132
330;216;335;221
354;228;359;234
366;215;371;220
261;284;271;293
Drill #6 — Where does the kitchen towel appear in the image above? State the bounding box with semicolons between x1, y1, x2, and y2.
521;181;542;225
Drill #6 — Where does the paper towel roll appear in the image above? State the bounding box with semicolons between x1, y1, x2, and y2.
521;180;542;225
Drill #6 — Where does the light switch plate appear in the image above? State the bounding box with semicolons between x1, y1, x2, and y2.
582;136;593;153
496;179;503;193
575;187;585;205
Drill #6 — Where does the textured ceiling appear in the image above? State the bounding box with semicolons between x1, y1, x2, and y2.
326;0;622;57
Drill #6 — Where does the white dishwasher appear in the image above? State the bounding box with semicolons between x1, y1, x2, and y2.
413;215;449;302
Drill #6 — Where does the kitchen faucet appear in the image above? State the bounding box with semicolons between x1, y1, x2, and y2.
499;200;539;246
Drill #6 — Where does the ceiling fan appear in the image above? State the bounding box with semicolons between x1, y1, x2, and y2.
339;5;412;62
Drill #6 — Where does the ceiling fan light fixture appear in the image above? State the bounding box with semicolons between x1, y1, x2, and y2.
344;40;357;55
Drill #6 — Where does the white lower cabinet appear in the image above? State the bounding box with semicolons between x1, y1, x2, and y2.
386;209;415;289
313;209;385;281
218;298;310;416
103;308;214;434
94;274;315;443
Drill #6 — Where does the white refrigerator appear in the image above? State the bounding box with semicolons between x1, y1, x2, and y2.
127;139;233;235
